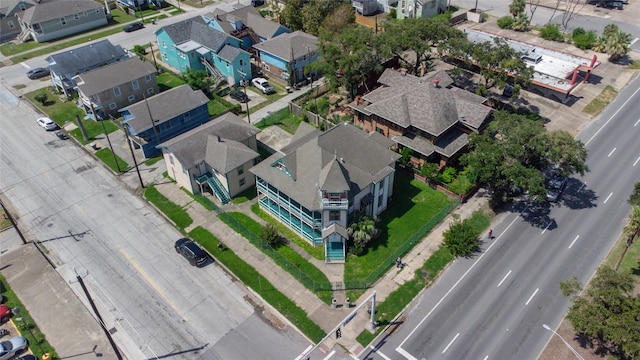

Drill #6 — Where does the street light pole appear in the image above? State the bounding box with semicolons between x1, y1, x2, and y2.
542;324;585;360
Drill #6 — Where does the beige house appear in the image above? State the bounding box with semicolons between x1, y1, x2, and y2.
74;57;158;120
158;113;261;204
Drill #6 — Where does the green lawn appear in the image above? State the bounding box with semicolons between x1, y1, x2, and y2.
219;212;333;304
255;107;304;134
344;172;457;284
144;156;163;166
25;88;85;125
95;148;129;173
230;186;257;204
157;71;186;91
207;100;228;116
188;226;325;342
144;185;193;231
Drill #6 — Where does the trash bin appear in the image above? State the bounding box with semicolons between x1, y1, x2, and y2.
286;86;292;93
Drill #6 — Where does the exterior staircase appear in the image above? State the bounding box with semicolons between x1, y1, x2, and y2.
200;58;227;89
18;30;32;43
206;176;231;205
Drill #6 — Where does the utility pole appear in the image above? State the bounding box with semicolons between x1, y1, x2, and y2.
149;42;158;71
237;70;251;123
142;92;160;145
92;104;121;173
123;125;145;189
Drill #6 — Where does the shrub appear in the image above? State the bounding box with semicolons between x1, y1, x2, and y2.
437;167;457;184
122;5;128;13
420;162;439;182
389;8;396;19
497;16;514;29
511;12;529;32
443;216;480;257
133;45;147;56
539;24;564;42
262;224;284;248
573;31;598;50
34;93;48;105
572;27;585;37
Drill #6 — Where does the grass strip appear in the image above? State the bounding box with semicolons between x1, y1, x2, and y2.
144;185;192;231
188;226;326;342
95;148;129;173
219;212;333;304
583;85;617;116
0;276;59;360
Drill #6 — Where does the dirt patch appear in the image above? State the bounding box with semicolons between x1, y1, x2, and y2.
538;320;609;360
582;85;618;116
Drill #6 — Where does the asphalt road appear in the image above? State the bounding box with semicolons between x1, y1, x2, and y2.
361;66;640;360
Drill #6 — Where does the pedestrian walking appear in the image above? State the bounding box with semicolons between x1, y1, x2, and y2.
396;257;402;268
488;229;493;238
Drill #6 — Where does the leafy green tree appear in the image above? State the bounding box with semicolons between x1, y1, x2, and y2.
466;38;534;90
628;182;640;206
301;0;345;37
34;93;49;106
461;110;588;201
398;147;412;168
443;216;480;257
261;223;283;248
280;0;304;31
420;162;439;182
539;24;564;42
603;28;632;61
566;267;640;359
509;0;526;17
182;68;214;96
615;206;640;270
347;213;377;256
559;276;582;296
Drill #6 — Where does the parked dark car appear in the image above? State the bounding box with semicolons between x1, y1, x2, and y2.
123;22;144;32
230;90;248;103
26;67;50;79
175;238;209;266
596;1;623;9
251;0;265;6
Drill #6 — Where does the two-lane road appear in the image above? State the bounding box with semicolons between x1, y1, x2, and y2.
362;75;640;360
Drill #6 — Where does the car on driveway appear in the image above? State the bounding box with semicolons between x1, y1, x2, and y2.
0;305;11;324
26;67;50;80
123;22;144;32
175;238;209;267
230;90;248;103
0;336;28;360
596;1;623;9
251;77;275;94
37;117;57;131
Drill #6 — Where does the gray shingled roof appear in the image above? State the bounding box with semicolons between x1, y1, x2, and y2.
252;31;317;62
158;112;260;171
47;39;127;77
250;122;400;211
362;68;490;137
17;0;102;24
217;44;245;62
1;0;36;17
159;16;232;53
74;57;156;96
208;5;288;40
120;84;209;133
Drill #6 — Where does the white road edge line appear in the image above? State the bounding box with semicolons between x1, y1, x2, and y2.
634;157;640;167
321;350;336;360
568;235;580;249
294;345;313;360
634;118;640;127
442;333;460;354
631;37;639;46
585;85;640;146
484;356;489;360
368;346;392;360
396;212;524;358
525;288;539;306
608;148;616;157
497;270;512;287
542;221;552;234
603;192;613;204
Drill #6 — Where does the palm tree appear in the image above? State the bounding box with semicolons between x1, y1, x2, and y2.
604;29;632;61
348;216;376;244
615;206;640;270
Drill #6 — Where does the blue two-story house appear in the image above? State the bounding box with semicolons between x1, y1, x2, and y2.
203;5;290;52
252;31;319;85
120;84;210;159
155;16;251;87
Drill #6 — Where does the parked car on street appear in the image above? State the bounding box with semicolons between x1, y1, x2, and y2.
26;67;50;80
251;78;275;94
230;90;248;103
175;238;209;267
545;174;567;202
37;117;57;131
0;336;28;360
123;22;144;32
596;1;623;9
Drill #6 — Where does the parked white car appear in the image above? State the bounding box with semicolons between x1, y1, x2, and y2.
251;78;274;94
37;117;57;131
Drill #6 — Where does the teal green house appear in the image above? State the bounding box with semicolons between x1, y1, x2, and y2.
155;16;251;87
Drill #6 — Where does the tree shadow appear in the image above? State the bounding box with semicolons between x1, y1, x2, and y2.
560;178;598;210
519;201;555;229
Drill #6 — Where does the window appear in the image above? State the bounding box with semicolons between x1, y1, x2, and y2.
109;103;117;110
184;112;190;121
60;17;66;25
329;211;340;221
19;4;26;10
147;88;154;95
8;21;14;29
162;41;166;48
162;52;168;60
239;59;244;66
237;167;244;176
95;8;100;13
113;86;121;97
128;95;135;103
131;79;139;90
190;53;195;58
264;63;270;71
376;127;384;135
239;178;246;187
74;13;79;20
378;193;384;206
164;122;171;130
145;75;151;82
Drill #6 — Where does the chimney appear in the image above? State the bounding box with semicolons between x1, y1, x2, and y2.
216;135;221;143
433;78;440;88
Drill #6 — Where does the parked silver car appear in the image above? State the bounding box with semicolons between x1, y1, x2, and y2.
0;336;28;360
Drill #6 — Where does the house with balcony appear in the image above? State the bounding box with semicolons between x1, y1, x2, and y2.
349;68;492;168
352;0;397;15
120;84;210;159
47;39;130;96
252;31;318;85
155;16;251;87
250;122;401;263
15;0;108;43
203;5;290;54
158;113;261;204
74;57;158;121
0;0;37;42
396;0;446;19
